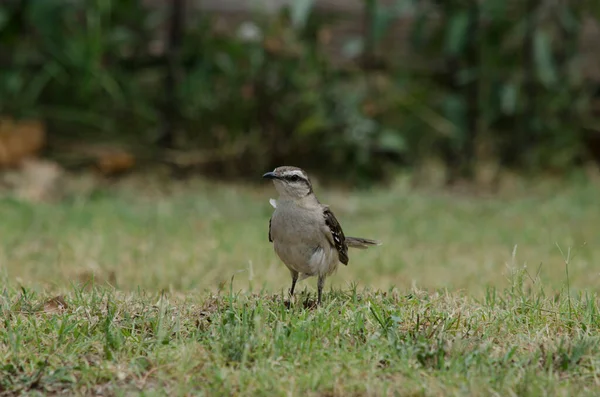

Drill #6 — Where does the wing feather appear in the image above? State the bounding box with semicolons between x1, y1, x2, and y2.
322;207;349;265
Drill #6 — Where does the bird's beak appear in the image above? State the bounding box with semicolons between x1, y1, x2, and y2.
262;171;278;180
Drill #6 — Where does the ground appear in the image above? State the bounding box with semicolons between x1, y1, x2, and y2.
1;173;600;396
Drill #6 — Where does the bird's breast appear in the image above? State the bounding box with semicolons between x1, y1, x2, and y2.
270;205;333;275
270;206;321;244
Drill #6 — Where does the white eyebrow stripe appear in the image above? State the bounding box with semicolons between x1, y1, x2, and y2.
282;170;306;179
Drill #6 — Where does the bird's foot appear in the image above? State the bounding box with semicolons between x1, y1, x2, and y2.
303;294;319;309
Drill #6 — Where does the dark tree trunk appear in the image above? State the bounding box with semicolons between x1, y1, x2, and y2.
463;0;480;178
158;0;185;149
521;0;538;159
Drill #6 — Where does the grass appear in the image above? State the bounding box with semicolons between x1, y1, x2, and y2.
1;173;600;396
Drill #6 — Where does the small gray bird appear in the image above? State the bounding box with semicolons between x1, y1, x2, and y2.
263;166;381;305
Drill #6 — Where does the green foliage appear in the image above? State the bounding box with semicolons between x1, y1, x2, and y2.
175;8;402;180
399;0;596;173
0;0;159;140
0;0;598;181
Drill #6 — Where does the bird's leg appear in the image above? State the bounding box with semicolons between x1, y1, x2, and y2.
317;275;325;305
289;271;299;297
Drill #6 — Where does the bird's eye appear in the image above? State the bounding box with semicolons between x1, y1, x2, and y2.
290;175;300;182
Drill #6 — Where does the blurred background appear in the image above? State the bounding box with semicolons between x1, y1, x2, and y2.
1;0;600;189
1;0;600;295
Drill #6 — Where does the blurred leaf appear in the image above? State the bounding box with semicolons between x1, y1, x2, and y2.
372;4;396;44
445;11;470;55
297;114;328;136
480;0;507;19
39;106;114;131
215;53;236;75
456;67;477;86
378;129;406;153
557;6;579;33
290;0;315;30
534;30;557;87
342;37;364;59
0;8;8;31
417;107;456;137
501;83;518;115
410;11;428;48
393;0;416;17
22;63;62;107
442;94;467;139
97;73;126;105
26;0;65;44
6;71;24;93
109;26;136;46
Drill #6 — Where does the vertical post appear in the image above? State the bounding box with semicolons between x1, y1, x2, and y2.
556;0;576;124
441;1;461;182
362;0;376;70
463;0;480;178
158;0;185;149
521;0;537;157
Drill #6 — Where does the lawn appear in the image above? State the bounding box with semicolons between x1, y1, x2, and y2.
1;173;600;396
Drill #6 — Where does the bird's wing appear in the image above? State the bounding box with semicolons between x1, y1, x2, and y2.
322;206;349;265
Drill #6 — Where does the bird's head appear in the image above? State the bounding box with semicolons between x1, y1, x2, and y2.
262;166;312;200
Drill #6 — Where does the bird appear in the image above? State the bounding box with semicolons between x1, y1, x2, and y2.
263;166;381;305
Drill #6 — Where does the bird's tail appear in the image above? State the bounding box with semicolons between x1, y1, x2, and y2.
346;237;382;249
